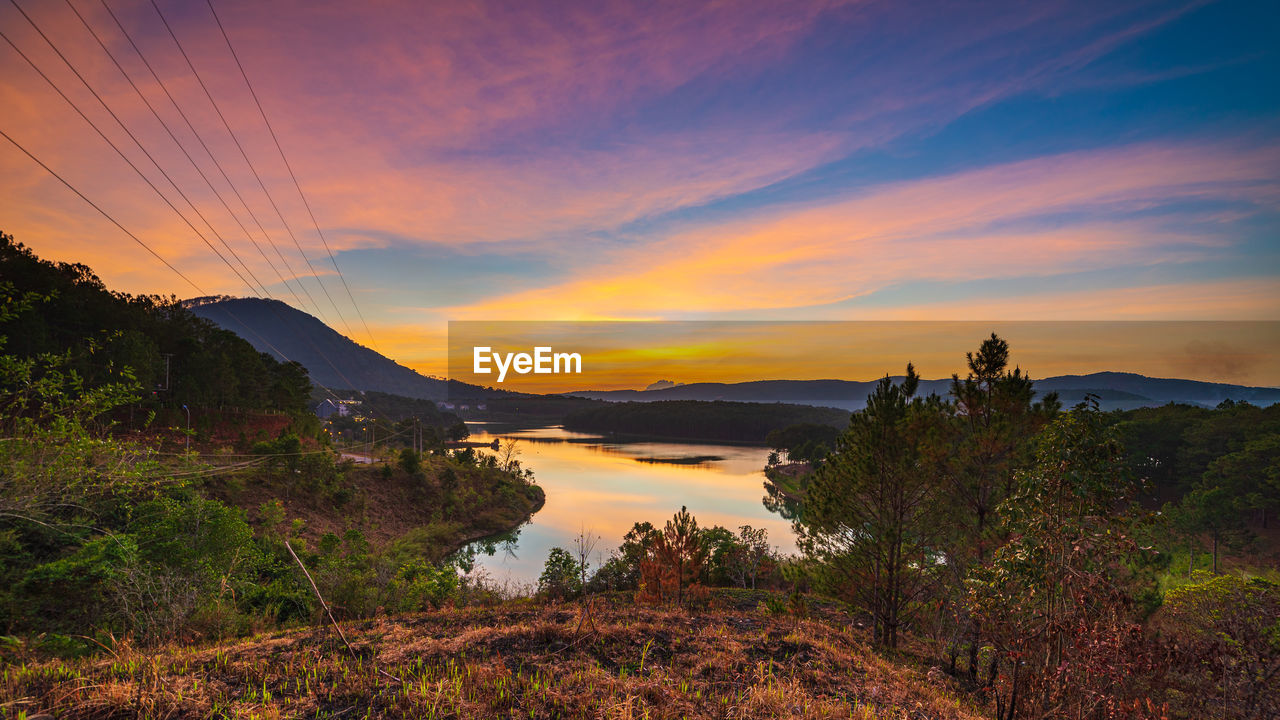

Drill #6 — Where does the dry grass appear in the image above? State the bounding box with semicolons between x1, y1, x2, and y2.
0;595;986;719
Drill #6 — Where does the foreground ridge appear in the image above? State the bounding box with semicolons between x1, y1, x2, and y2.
2;593;983;720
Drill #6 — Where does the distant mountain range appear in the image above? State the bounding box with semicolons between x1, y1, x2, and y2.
568;373;1280;411
188;297;1279;410
185;296;458;399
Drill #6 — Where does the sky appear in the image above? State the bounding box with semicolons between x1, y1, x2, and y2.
1;0;1278;381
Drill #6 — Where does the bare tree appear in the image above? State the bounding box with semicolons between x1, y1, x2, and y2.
497;438;522;472
728;525;771;590
572;524;602;635
572;524;601;591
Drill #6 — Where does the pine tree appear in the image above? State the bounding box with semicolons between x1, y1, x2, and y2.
800;363;949;648
638;507;707;607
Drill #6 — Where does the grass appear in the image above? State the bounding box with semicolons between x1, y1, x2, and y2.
0;593;986;719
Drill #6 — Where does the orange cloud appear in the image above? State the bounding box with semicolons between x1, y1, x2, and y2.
454;141;1279;319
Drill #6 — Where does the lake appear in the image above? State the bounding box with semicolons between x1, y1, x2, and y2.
461;424;798;587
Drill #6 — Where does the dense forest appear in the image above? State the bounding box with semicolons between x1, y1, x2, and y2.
1;234;312;415
562;398;849;442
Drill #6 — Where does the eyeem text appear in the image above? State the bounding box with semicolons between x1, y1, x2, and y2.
473;346;583;382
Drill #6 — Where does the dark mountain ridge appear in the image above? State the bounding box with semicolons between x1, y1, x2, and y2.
185;296;455;399
567;373;1280;411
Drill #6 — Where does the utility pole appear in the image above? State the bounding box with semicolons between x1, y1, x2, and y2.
161;353;172;391
182;404;190;452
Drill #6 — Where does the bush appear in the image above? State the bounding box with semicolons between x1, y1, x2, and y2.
387;560;458;611
1150;573;1280;718
17;535;139;636
538;547;581;601
399;449;422;476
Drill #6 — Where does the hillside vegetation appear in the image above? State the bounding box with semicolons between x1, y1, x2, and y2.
1;593;985;720
1;235;311;414
0;234;541;655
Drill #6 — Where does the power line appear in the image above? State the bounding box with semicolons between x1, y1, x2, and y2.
0;129;203;294
96;0;338;325
0;11;265;297
71;0;317;319
148;0;359;343
61;0;314;306
206;0;382;353
4;2;402;426
24;5;283;302
4;2;379;409
130;0;400;423
0;35;364;415
0;128;365;416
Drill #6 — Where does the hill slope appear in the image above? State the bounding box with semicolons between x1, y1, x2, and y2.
1;236;310;414
1;594;986;720
186;296;451;399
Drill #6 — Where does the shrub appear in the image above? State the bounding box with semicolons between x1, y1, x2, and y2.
538;547;582;601
1150;573;1280;718
387;560;459;611
399;449;422;476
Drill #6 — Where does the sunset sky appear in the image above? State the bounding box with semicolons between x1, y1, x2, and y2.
2;0;1278;379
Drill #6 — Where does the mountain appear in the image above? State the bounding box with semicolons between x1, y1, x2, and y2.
568;373;1280;412
188;296;1279;411
184;296;458;400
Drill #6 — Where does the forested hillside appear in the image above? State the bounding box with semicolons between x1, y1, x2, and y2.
569;373;1280;411
1;233;311;414
0;233;542;659
562;399;849;442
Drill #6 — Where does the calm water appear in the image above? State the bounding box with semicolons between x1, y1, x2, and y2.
461;424;797;586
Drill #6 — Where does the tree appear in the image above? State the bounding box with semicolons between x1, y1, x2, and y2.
726;525;773;590
638;507;706;607
399;448;422;476
1173;484;1250;575
766;423;842;464
968;400;1153;720
945;334;1058;681
496;438;523;473
538;547;581;600
447;421;470;442
800;364;949;648
1203;434;1280;529
0;310;168;533
572;525;600;592
589;521;657;591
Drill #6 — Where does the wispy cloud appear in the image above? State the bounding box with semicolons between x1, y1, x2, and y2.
452;141;1278;319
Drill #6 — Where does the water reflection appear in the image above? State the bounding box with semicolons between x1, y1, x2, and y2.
457;424;798;584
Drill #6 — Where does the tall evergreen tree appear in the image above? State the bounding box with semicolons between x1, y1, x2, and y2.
945;334;1059;681
800;364;950;648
